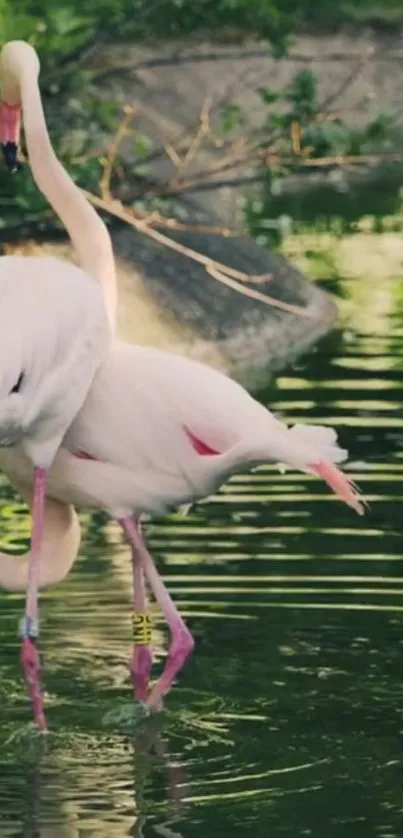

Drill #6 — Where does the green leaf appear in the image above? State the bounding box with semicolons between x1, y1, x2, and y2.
285;69;318;121
47;8;91;36
267;112;290;130
257;86;280;105
220;103;246;134
365;110;395;141
133;134;153;158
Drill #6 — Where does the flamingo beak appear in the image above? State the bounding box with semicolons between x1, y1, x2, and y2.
1;141;21;172
0;101;22;172
309;460;366;516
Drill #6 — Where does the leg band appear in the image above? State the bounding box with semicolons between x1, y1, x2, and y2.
132;613;152;644
19;617;39;639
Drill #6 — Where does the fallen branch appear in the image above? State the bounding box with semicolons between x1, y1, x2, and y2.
81;189;314;318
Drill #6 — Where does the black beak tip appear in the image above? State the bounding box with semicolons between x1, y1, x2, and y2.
1;142;22;173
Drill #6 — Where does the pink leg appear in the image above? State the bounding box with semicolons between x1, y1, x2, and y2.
120;517;195;711
119;518;153;702
20;467;47;731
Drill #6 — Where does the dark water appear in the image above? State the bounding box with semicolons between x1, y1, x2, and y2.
1;272;403;838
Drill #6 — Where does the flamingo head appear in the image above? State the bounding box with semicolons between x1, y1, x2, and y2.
0;41;40;172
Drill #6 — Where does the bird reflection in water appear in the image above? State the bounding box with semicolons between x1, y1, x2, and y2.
20;718;186;838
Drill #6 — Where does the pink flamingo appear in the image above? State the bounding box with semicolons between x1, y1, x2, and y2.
0;40;113;730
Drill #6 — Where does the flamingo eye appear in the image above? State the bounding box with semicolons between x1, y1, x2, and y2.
10;372;24;394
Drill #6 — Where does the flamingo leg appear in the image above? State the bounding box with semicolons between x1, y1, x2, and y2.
119;518;153;702
119;517;195;710
20;467;47;731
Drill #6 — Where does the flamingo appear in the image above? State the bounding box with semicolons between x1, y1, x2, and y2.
0;44;365;729
0;40;115;729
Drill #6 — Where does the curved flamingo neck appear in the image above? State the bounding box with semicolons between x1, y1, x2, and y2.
0;40;117;330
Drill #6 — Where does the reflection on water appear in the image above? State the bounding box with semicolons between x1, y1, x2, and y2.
1;270;403;836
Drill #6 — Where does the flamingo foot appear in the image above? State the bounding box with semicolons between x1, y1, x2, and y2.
20;637;47;732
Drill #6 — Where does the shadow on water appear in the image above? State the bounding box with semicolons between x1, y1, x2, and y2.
1;242;403;834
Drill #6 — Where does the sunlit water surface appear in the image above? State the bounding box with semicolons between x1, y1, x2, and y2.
1;271;403;838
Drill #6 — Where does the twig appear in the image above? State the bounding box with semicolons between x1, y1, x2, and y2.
164;142;183;167
205;264;309;315
81;189;314;318
146;136;254;197
100;105;137;199
295;151;403;168
317;48;374;118
168;92;214;185
291;121;301;154
148;215;238;237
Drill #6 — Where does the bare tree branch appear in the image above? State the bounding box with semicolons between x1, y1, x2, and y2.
81;188;314;318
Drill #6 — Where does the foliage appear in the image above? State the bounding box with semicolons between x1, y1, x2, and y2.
0;0;402;75
282;0;403;26
242;69;403;245
0;0;292;72
0;0;402;234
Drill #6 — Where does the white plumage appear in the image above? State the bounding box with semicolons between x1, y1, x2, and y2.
0;255;109;464
0;339;362;521
0;39;114;729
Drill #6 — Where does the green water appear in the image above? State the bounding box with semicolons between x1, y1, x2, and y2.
0;271;403;837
